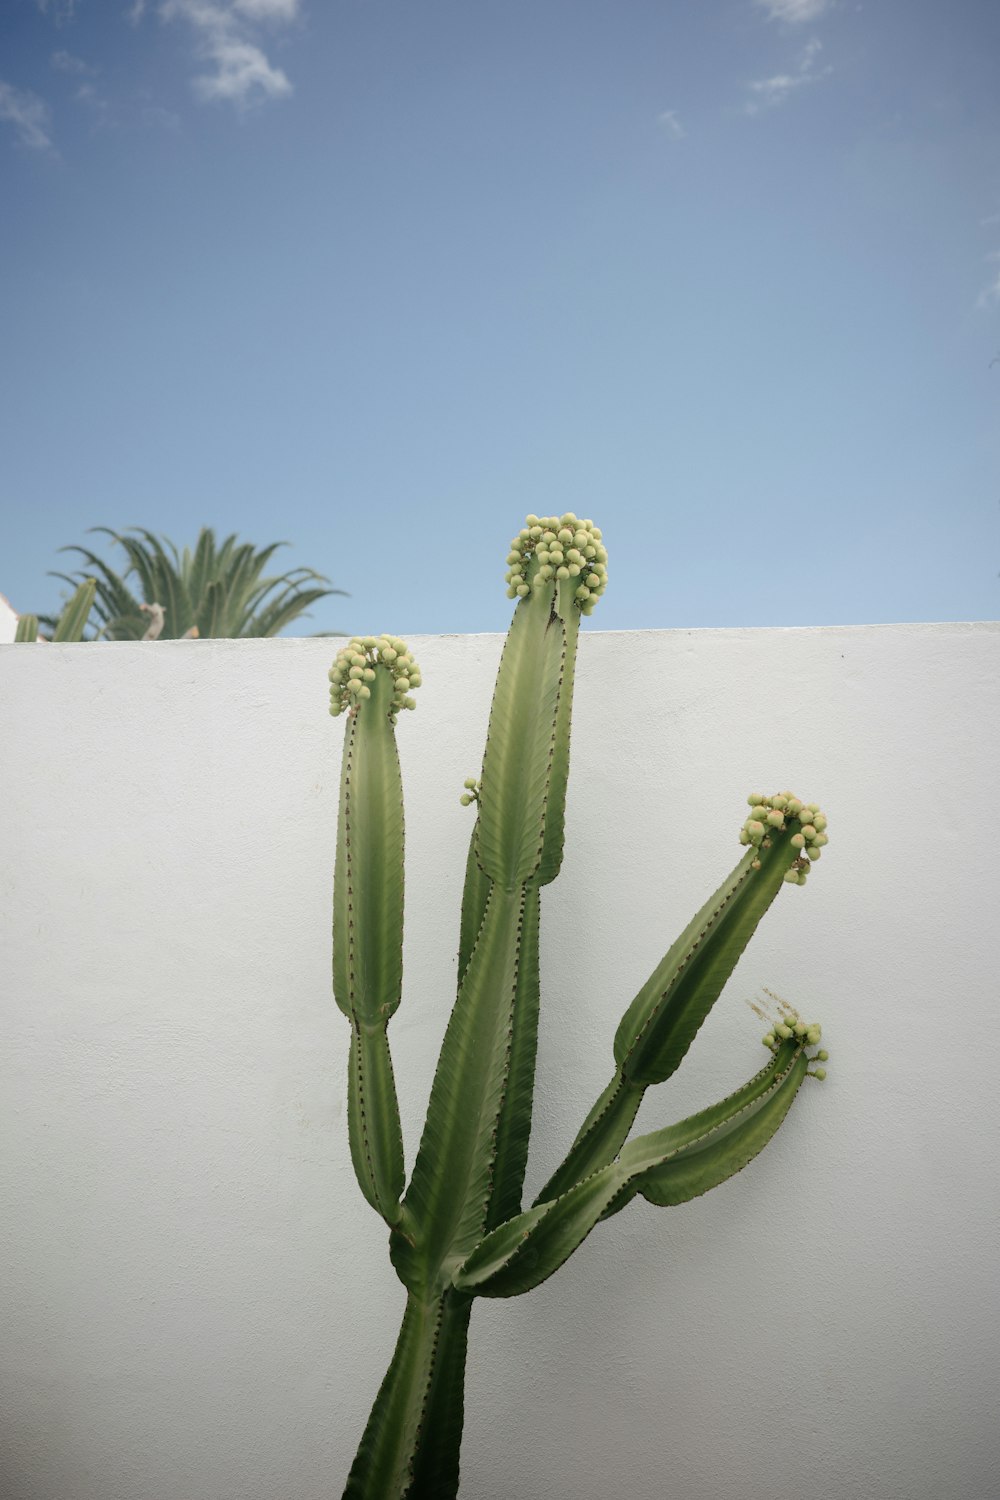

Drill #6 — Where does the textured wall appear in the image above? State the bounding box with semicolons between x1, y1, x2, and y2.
2;623;998;1500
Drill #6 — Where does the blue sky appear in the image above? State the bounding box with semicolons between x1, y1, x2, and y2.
1;0;998;636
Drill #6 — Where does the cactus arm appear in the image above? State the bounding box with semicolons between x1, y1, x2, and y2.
533;1069;644;1204
343;1290;472;1500
617;798;827;1092
535;585;580;886
14;614;39;642
474;573;566;890
457;823;490;992
453;1043;810;1299
331;639;419;1226
348;1023;405;1222
535;795;828;1200
485;883;541;1231
52;577;96;641
394;883;528;1291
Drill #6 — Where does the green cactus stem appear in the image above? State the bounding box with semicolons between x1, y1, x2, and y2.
331;637;421;1227
330;518;830;1499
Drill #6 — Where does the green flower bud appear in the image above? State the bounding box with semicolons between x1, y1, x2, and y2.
525;513;540;526
359;685;371;699
815;832;828;847
567;548;583;564
806;846;821;861
815;1049;829;1062
807;803;820;814
517;583;531;597
771;794;788;810
790;833;805;849
507;551;521;565
810;1067;827;1081
382;647;397;663
813;814;827;831
586;573;601;588
549;547;564;563
748;794;765;807
751;858;762;870
794;1022;808;1038
396;677;410;691
463;777;477;789
776;1022;793;1039
739;828;751;845
556;566;570;580
806;1027;821;1045
801;824;817;840
763;1033;775;1048
568;563;581;577
558;527;573;542
506;586;518;599
349;665;364;679
460;793;472;806
362;668;375;681
766;809;784;828
783;869;799;884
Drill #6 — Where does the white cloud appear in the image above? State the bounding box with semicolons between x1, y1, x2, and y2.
0;80;54;150
756;0;830;22
35;0;77;23
657;109;686;141
746;36;830;113
194;34;292;101
51;49;95;74
232;0;299;20
160;0;296;106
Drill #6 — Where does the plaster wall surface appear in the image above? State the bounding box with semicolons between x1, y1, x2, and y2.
1;623;998;1500
0;594;18;644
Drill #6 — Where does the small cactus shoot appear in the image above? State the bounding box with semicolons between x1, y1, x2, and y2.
328;517;830;1498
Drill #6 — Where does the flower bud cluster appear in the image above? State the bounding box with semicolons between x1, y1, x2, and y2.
328;635;422;722
738;791;829;886
503;513;608;614
459;776;480;807
757;995;829;1080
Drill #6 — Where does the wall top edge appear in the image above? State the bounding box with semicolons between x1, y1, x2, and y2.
1;618;998;654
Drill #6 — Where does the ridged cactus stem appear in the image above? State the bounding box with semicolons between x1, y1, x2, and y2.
536;794;830;1202
332;519;831;1500
332;642;416;1227
343;1290;472;1500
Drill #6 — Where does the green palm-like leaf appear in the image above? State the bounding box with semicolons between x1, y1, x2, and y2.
47;526;345;639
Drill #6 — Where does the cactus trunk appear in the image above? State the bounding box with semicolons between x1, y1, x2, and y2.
343;1291;472;1500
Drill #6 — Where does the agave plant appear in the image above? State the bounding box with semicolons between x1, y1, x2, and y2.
329;514;830;1497
45;526;342;640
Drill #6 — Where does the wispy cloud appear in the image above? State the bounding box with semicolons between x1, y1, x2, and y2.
755;0;831;22
746;36;830;113
35;0;77;24
0;80;54;151
657;109;686;141
158;0;299;106
51;49;95;75
978;252;1000;309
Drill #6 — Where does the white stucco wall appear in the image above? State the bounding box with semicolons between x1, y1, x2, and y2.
1;623;998;1500
0;593;18;644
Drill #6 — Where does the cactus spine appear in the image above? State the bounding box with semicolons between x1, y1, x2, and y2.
329;517;829;1498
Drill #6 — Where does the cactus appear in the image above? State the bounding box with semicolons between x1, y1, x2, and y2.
14;578;97;642
329;516;830;1498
